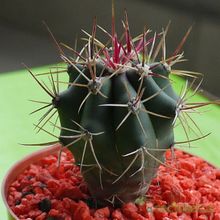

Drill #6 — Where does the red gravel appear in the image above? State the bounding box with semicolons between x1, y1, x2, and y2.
7;149;220;220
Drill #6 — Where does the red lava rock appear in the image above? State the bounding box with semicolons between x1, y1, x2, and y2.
94;207;110;219
73;201;92;220
7;149;220;219
122;203;146;220
178;160;196;172
178;213;192;220
214;213;220;220
153;207;169;220
111;209;125;220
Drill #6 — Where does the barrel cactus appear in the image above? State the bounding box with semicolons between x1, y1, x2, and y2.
25;7;213;208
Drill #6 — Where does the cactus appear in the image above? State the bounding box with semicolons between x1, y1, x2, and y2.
24;5;216;208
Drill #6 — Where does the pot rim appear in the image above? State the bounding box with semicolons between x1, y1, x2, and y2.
1;143;60;219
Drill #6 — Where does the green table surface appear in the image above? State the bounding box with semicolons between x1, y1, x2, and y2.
0;65;220;219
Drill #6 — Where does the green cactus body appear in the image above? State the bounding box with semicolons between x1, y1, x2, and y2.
150;62;179;101
54;60;178;206
27;8;209;208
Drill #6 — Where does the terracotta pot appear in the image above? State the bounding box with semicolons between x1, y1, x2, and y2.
1;144;60;220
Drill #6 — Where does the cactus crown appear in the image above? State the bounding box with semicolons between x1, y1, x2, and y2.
25;3;215;207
